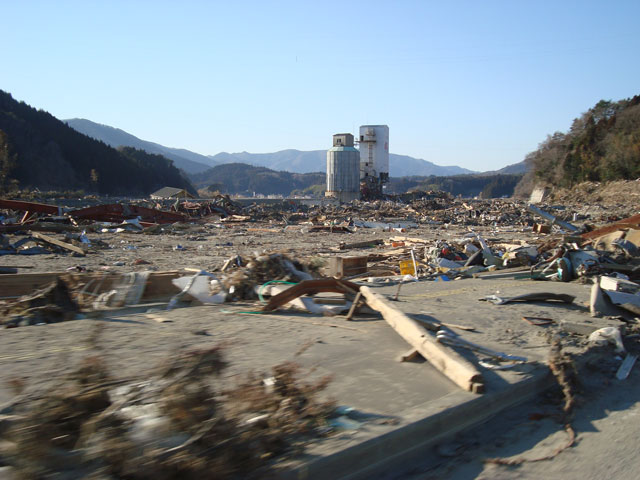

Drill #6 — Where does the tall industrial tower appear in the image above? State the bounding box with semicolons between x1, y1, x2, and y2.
359;125;389;199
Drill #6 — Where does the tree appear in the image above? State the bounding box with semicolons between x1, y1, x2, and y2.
0;129;17;193
516;95;640;194
90;168;99;190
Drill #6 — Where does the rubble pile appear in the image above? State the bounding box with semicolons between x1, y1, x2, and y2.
218;252;319;301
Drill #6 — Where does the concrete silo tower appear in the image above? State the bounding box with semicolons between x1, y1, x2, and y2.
325;133;360;203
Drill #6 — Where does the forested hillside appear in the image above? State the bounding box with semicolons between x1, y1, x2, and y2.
0;91;195;195
189;161;520;198
517;95;640;195
65;118;216;174
387;174;522;198
190;163;325;196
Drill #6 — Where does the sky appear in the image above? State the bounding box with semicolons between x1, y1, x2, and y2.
2;0;639;171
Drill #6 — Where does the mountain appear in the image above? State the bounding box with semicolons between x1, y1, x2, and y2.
209;150;475;176
389;154;474;177
65;119;480;177
496;160;528;174
65;119;477;177
478;160;529;176
189;163;324;196
189;161;520;198
0;91;195;195
388;173;523;198
209;150;326;174
65;118;216;174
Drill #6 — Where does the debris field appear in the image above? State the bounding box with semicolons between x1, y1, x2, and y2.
1;183;639;478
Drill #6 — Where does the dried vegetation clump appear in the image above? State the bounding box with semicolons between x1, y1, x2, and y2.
1;346;334;479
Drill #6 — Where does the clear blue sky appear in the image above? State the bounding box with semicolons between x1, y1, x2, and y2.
2;0;639;171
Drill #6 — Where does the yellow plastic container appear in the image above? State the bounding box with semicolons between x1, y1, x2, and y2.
399;260;415;275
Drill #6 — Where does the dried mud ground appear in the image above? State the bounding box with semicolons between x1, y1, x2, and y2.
2;222;497;404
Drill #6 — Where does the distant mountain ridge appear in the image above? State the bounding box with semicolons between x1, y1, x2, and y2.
209;150;475;177
65;118;217;174
65;118;477;177
480;160;528;176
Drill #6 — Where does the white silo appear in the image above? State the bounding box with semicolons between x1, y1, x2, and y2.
326;133;360;202
359;125;389;184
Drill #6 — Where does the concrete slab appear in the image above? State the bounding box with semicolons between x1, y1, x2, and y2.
0;277;602;479
276;277;596;478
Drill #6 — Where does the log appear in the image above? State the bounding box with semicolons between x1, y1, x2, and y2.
359;286;484;393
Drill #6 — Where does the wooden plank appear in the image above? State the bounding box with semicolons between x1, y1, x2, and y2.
31;232;86;256
345;291;362;321
359;286;484;393
581;213;640;240
0;272;62;298
389;235;430;244
0;271;182;300
262;278;361;312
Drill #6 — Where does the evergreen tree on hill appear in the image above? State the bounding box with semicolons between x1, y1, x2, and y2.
519;95;640;192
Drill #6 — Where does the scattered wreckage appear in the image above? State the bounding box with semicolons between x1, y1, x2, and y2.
3;194;639;366
1;192;640;477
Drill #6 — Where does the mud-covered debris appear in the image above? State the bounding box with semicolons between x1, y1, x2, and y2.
2;277;79;327
222;253;318;300
1;346;335;479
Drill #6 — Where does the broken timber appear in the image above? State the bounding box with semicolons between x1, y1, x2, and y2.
262;278;361;312
581;213;640;240
31;232;86;256
0;271;182;301
359;286;484;393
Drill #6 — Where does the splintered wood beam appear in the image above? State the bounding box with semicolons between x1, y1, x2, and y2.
359;286;484;393
31;232;86;256
262;278;360;312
